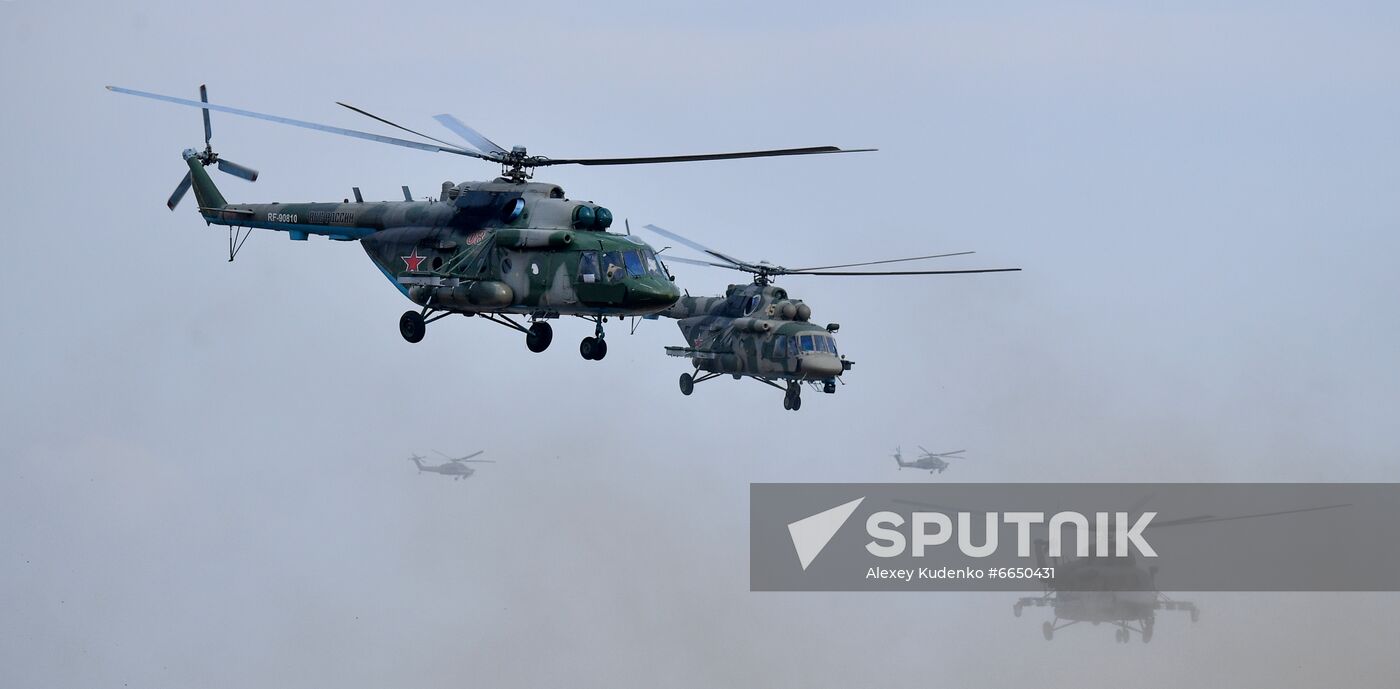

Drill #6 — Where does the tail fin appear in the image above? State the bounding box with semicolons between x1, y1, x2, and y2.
184;149;227;212
893;447;907;468
408;455;424;472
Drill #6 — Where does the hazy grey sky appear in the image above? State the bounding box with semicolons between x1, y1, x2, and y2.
3;1;1399;687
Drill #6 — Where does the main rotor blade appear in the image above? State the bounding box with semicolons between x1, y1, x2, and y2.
107;86;490;160
791;251;976;272
458;450;485;461
432;114;508;156
641;224;750;268
542;146;875;167
786;268;1022;276
460;459;496;463
337;102;470;150
658;255;743;270
1144;503;1351;530
167;171;192;210
199;84;212;145
217;158;259;182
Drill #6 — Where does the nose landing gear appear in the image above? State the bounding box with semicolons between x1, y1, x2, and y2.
580;316;608;360
783;384;802;411
580;337;608;360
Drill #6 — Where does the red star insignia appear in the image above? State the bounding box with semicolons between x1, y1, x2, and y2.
401;249;426;272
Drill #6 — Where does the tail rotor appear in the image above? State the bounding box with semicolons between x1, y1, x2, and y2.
167;84;259;210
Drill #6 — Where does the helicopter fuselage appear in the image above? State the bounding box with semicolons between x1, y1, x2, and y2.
898;457;950;472
664;283;849;382
186;157;679;319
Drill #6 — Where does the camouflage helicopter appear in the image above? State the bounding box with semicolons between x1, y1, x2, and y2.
108;85;870;360
641;224;1019;410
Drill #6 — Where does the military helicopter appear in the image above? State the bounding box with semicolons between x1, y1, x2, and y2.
1015;538;1199;644
892;446;967;474
1013;504;1349;643
890;496;1348;643
408;450;494;481
108;85;870;360
641;224;1019;410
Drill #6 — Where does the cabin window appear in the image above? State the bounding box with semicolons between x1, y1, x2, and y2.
772;335;788;357
578;252;599;283
623;250;646;277
800;335;815;352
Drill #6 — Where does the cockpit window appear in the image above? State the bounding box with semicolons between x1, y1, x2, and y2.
602;251;625;283
797;334;838;355
746;294;762;315
623;250;646;277
641;249;669;277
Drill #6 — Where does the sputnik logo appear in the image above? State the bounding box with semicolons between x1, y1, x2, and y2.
787;497;865;570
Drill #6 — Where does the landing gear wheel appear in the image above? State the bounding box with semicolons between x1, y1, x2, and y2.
1142;624;1154;644
783;386;802;411
1042;622;1054;641
580;336;607;361
1190;609;1200;623
399;310;425;343
526;322;553;353
1013;603;1023;618
679;373;694;396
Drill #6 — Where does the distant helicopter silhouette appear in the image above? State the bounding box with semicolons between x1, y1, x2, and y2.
408;450;493;481
892;446;967;474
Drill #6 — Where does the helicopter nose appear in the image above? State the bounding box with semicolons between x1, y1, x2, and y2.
627;280;680;310
799;353;843;378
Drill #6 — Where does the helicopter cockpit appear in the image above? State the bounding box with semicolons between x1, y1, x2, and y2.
773;332;839;357
583;247;671;283
798;332;839;357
